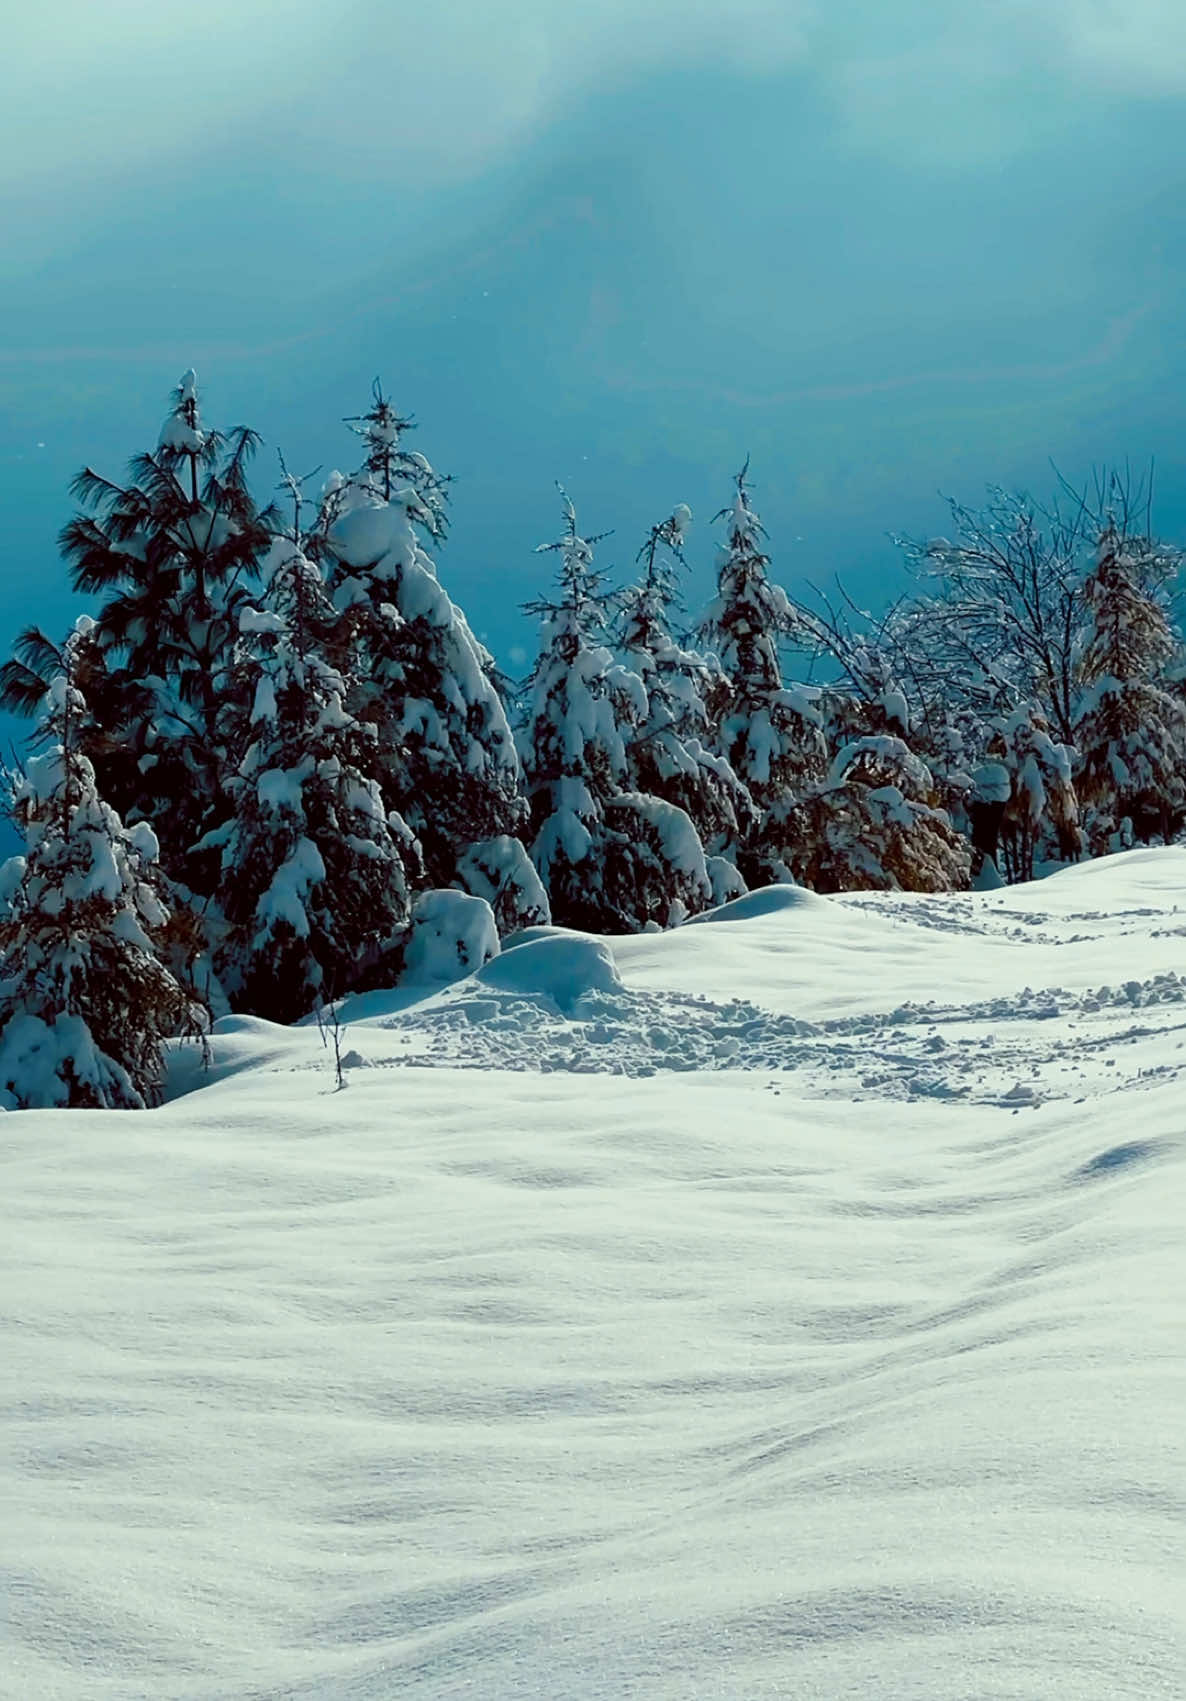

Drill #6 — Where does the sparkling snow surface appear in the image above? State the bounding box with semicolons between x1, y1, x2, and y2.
4;851;1186;1698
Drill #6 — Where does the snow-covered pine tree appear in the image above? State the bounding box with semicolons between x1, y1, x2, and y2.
313;383;527;889
818;647;912;752
213;484;420;1026
0;617;127;786
452;836;551;936
620;507;754;905
987;701;1081;883
699;464;826;885
909;701;985;845
779;735;970;893
0;621;202;1110
342;379;452;532
1074;523;1186;851
522;491;712;931
55;371;272;894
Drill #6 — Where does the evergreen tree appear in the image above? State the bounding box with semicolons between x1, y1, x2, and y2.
620;507;754;904
341;379;452;530
313;384;526;885
213;508;420;1026
52;371;272;893
452;836;551;936
0;616;129;789
0;622;202;1109
700;465;825;884
1074;524;1186;850
987;701;1080;883
522;491;712;931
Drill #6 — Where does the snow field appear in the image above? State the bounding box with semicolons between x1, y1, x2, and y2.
3;851;1185;1698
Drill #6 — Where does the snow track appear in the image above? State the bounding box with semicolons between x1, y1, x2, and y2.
3;851;1185;1699
362;964;1186;1108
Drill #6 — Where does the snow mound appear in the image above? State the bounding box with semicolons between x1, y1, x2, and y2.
211;1013;288;1037
500;923;581;952
475;932;623;1012
687;883;829;925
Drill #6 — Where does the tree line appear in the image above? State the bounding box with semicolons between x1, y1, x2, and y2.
1;373;1181;1108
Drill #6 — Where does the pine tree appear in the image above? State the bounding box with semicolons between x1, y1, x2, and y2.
987;701;1081;883
452;836;551;936
313;383;526;886
0;617;128;786
213;492;420;1026
341;379;452;530
620;507;754;904
1074;524;1186;850
52;371;272;893
700;465;825;885
0;623;202;1109
522;491;712;931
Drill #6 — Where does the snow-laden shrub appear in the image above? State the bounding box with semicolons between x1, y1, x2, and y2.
620;508;754;876
1074;525;1186;851
988;703;1080;883
778;735;970;893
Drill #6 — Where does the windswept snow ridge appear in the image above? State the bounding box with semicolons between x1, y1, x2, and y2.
3;851;1185;1699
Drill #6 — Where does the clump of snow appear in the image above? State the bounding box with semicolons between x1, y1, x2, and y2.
972;761;1012;805
973;854;1006;891
687;883;828;924
401;889;500;986
475;931;622;1011
254;836;325;940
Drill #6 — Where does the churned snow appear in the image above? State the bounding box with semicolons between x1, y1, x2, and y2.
3;850;1186;1698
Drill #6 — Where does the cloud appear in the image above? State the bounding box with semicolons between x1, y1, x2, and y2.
1049;0;1186;90
0;0;811;198
2;0;1184;210
812;0;1186;169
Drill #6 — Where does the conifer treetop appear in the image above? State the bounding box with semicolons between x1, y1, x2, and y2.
1080;522;1179;687
341;378;451;533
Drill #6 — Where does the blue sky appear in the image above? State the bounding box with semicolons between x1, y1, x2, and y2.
3;0;1186;683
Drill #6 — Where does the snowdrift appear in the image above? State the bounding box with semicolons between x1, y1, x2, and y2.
3;851;1185;1698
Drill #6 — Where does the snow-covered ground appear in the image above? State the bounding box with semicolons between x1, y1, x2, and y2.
4;850;1185;1699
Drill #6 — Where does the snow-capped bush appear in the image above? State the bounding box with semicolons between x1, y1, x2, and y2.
988;702;1081;883
778;735;970;893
